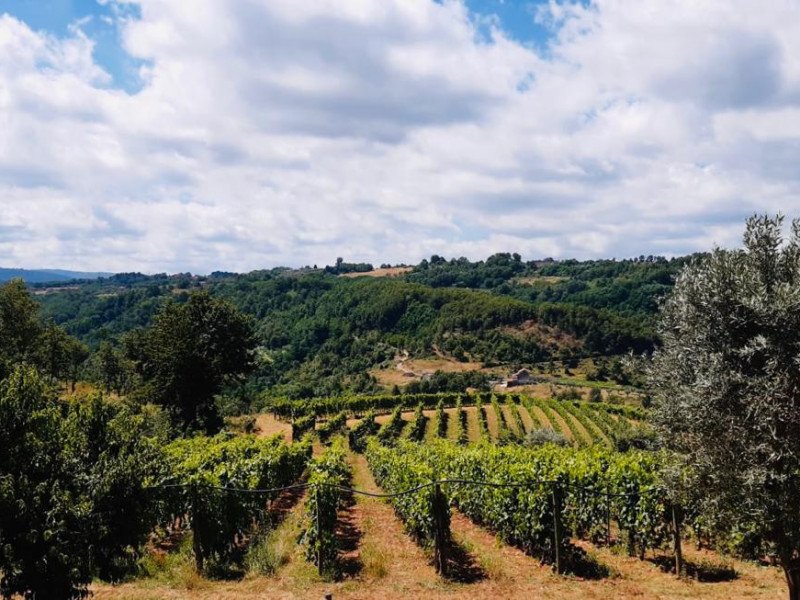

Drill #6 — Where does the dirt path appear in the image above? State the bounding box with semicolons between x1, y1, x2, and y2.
254;413;292;442
516;403;535;433
538;402;575;440
423;409;439;441
483;404;499;440
444;407;460;440
463;406;481;442
526;403;552;430
562;410;594;445
339;452;444;595
500;404;522;437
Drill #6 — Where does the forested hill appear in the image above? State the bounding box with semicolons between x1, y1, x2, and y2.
33;254;692;399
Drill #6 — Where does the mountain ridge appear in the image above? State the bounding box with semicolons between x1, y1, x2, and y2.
0;267;113;284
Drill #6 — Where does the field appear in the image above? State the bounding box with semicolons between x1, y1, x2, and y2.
88;403;785;600
339;267;413;278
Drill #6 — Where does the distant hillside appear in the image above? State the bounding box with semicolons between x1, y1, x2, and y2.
31;256;678;399
0;268;112;284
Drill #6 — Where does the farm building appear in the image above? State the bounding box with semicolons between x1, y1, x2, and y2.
505;368;532;387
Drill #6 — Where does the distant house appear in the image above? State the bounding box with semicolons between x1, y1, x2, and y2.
505;368;532;387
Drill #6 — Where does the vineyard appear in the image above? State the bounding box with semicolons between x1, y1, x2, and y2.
79;392;786;599
275;391;646;450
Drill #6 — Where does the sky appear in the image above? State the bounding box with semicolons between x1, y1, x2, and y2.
1;0;799;274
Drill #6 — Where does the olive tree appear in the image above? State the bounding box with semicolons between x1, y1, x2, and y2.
649;215;800;599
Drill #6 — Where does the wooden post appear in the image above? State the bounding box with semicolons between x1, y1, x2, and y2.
672;504;683;577
432;483;447;576
606;485;612;546
315;485;323;576
190;487;204;573
552;485;563;575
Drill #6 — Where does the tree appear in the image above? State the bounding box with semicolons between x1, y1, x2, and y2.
127;292;257;432
649;215;800;600
95;341;127;394
0;366;166;598
0;279;42;379
65;336;90;392
37;323;75;384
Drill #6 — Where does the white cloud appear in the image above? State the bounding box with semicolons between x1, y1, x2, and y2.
1;0;800;273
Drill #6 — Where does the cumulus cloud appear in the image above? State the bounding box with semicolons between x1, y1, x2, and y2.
1;0;799;272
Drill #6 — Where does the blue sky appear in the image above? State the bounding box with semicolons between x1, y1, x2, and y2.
0;1;798;273
4;0;554;93
3;0;145;91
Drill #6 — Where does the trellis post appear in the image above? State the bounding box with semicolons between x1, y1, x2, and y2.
606;485;612;546
315;484;323;576
432;482;448;576
552;484;563;574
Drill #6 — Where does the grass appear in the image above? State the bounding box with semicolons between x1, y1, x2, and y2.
138;535;209;591
244;526;294;576
359;515;389;579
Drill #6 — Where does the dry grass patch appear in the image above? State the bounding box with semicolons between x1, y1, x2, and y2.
339;266;413;278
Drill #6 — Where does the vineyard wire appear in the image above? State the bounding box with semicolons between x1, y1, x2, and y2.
145;479;648;499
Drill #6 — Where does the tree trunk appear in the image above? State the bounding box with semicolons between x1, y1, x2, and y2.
193;526;204;574
785;558;800;600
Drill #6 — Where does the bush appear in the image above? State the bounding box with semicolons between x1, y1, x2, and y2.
614;426;659;452
524;428;570;447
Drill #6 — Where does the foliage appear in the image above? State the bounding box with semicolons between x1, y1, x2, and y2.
291;414;315;440
524;428;570;447
475;394;489;438
403;370;491;394
317;411;348;442
491;395;515;444
160;433;310;573
406;403;428;442
267;391;463;418
434;399;448;438
35;260;664;400
365;439;449;551
125;292;257;433
304;438;351;577
455;395;468;445
348;410;379;453
0;367;167;599
396;439;667;565
648;214;800;596
376;405;406;445
0;279;86;384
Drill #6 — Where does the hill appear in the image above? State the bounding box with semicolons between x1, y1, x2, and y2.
0;267;112;283
31;254;688;400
